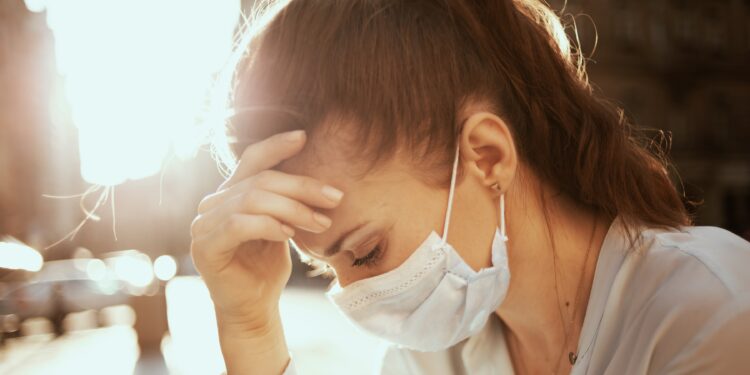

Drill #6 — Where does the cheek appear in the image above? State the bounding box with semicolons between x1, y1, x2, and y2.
333;270;358;288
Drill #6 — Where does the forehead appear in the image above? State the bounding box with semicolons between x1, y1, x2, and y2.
276;140;426;259
275;147;386;258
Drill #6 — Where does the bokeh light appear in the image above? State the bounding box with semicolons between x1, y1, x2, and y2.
112;252;153;288
85;258;107;281
0;239;44;272
153;255;178;281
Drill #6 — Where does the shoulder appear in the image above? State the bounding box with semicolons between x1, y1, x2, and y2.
634;225;750;297
617;225;750;371
614;225;750;327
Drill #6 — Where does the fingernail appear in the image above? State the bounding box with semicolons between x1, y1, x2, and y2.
313;212;332;228
281;224;295;237
321;185;344;202
285;130;305;141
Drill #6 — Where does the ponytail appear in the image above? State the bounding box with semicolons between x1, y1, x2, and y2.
446;0;692;232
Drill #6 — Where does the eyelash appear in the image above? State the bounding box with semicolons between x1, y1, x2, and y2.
351;244;384;268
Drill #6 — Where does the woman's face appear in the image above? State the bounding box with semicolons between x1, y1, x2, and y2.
275;123;505;287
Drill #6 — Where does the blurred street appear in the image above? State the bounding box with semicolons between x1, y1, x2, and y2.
0;282;389;375
0;326;142;374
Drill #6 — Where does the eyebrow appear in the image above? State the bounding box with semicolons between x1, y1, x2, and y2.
322;222;368;257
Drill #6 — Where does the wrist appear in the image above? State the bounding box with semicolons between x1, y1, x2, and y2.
216;305;277;337
215;307;290;375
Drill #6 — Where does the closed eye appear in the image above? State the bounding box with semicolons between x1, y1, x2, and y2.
351;245;383;268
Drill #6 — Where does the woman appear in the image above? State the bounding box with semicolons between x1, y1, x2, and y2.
189;0;750;374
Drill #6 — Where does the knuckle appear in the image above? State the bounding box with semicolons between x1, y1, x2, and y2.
190;215;203;237
197;196;212;214
224;214;245;237
189;240;211;270
293;201;311;218
298;177;317;193
253;170;276;188
241;190;261;210
259;215;277;231
238;144;255;161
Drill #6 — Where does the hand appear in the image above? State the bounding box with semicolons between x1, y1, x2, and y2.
190;129;344;327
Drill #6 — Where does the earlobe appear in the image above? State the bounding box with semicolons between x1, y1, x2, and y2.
458;111;517;193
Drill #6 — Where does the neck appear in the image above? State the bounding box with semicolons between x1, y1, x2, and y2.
496;181;611;373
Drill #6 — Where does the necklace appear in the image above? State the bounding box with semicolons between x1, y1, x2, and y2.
553;216;598;372
504;215;599;375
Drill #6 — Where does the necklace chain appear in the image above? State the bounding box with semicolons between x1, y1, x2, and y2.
503;215;600;375
552;216;598;373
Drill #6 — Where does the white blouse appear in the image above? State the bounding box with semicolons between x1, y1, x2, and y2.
284;217;750;374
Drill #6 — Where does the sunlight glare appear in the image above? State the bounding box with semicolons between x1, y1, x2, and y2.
28;0;241;185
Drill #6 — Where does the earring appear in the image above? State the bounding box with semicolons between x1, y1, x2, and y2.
490;182;501;191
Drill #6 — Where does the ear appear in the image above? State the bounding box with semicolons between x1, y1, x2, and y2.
458;111;518;194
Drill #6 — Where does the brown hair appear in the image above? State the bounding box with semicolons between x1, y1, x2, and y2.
215;0;692;234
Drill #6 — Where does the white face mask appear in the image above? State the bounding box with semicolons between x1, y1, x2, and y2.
325;144;511;352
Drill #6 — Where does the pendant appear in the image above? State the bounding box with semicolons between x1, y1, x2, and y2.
569;352;578;365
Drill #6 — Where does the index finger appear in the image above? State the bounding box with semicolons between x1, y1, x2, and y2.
220;130;307;190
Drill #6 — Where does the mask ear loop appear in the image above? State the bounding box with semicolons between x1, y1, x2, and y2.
500;194;508;242
440;144;461;245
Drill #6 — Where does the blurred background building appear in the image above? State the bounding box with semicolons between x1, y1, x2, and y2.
0;0;748;374
553;0;750;238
